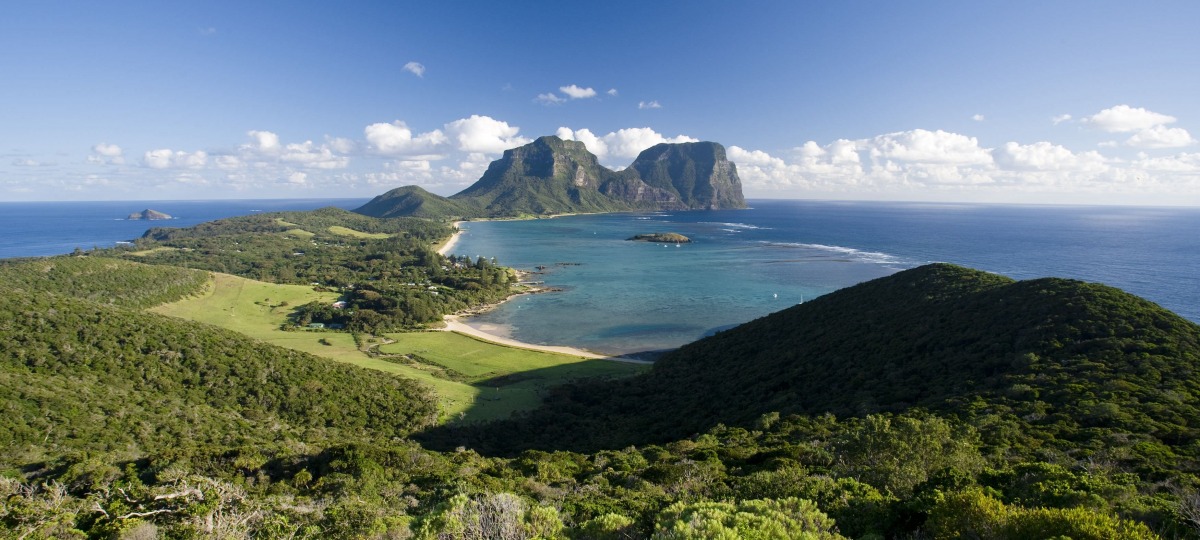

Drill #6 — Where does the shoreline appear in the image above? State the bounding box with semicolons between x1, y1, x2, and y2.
436;221;466;256
434;215;653;364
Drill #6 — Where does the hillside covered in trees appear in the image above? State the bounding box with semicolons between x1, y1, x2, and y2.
3;217;1200;538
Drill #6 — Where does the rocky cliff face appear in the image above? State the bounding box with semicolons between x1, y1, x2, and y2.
355;136;747;219
625;142;746;210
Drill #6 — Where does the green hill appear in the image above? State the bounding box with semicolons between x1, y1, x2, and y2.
426;264;1200;475
0;258;439;468
355;136;748;219
351;185;482;219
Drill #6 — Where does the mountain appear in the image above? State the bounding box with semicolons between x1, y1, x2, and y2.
423;264;1200;467
351;185;480;220
354;136;747;218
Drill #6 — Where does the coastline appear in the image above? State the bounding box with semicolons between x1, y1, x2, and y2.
436;221;466;256
435;215;654;364
441;314;608;359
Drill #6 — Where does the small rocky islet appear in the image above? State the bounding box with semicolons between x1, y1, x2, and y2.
626;232;691;243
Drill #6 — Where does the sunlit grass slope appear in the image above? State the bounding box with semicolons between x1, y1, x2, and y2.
150;273;643;422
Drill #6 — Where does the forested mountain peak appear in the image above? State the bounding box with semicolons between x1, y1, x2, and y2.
354;136;746;218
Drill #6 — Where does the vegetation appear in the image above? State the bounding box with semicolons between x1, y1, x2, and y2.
148;271;643;422
102;207;515;332
355;136;746;219
4;207;1200;538
627;233;691;243
0;259;438;470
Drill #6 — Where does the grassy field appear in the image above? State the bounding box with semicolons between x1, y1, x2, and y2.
327;225;391;239
150;273;644;422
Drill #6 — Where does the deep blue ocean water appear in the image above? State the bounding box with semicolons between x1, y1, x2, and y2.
3;198;1197;356
0;199;368;259
450;200;1200;355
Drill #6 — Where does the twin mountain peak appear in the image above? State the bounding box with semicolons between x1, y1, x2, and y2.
355;136;747;219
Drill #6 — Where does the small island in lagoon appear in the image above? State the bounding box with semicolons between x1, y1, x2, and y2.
127;209;173;220
627;232;691;243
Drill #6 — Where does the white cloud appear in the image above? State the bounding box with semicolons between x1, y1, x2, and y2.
535;92;565;105
143;149;208;169
559;84;597;99
12;158;42;166
243;130;280;153
1083;104;1177;132
287;171;308;185
556;127;608;158
1051;114;1072;125
607;88;618;96
972;114;985;122
403;61;425;78
327;137;357;154
88;143;125;164
364;121;447;155
280;140;350;169
638;100;662;110
93;143;123;157
557;126;697;161
993;142;1107;172
443;115;530;154
1126;125;1196;149
867;129;992;165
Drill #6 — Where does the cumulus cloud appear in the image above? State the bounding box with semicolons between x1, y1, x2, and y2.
143;149;208;169
557;126;697;161
243;130;280;153
867;129;992;165
972;114;985;122
1125;125;1196;149
279;141;350;169
287;171;308;184
1083;105;1177;132
535;92;565;105
443;115;530;154
1051;114;1072;125
993;142;1107;171
364;121;447;155
638;100;662;110
559;84;597;99
89;143;125;164
607;88;618;96
403;61;425;78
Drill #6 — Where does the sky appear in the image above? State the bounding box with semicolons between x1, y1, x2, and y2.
3;1;1200;205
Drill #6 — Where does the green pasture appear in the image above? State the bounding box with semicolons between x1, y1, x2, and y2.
150;273;644;423
327;225;391;239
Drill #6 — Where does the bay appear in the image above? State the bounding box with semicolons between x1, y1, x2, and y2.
450;200;1200;355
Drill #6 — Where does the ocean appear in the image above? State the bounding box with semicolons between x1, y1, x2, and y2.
0;199;368;259
3;198;1197;356
449;200;1200;355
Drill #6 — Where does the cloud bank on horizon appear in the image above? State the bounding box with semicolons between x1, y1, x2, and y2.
2;2;1198;205
5;103;1198;205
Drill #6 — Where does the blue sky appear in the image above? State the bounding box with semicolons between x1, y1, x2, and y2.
3;1;1199;204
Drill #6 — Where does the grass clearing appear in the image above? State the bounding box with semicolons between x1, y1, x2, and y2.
149;272;644;423
125;246;180;257
327;226;391;239
283;228;316;239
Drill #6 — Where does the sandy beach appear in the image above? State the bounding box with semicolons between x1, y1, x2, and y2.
442;314;607;359
436;219;654;364
436;221;466;256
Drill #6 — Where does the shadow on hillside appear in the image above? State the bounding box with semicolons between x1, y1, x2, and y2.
417;353;661;451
